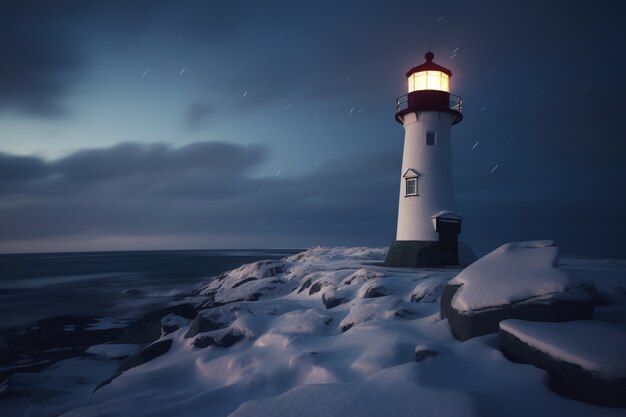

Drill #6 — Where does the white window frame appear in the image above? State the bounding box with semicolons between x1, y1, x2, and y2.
405;177;418;196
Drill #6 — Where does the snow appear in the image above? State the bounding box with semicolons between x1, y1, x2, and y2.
449;240;572;312
4;246;626;417
500;320;626;380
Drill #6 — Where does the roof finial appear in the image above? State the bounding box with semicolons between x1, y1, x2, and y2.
425;51;434;62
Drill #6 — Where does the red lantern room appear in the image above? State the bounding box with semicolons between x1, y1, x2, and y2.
395;52;463;125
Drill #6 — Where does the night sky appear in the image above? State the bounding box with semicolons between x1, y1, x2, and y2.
1;0;625;256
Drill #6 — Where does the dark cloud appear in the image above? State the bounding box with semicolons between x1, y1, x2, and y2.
0;153;49;181
0;2;84;117
185;102;213;130
0;141;397;245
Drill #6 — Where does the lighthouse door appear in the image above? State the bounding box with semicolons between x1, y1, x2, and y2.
437;219;460;265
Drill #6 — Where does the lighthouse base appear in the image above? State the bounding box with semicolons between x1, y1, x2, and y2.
385;240;447;267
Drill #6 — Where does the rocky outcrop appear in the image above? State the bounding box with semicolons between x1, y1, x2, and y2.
441;286;594;341
192;328;246;349
94;339;173;392
440;241;594;341
499;320;626;408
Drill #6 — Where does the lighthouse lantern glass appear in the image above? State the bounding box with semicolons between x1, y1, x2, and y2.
408;70;449;93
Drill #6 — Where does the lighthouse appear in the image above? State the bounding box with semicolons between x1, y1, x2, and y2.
385;51;464;267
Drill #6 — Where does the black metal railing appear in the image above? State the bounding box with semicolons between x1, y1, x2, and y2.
395;92;463;114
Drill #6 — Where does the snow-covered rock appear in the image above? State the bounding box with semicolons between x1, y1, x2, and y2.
410;276;449;303
500;319;626;407
441;241;594;340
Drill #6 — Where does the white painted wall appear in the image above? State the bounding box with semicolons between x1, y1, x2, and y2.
396;111;454;241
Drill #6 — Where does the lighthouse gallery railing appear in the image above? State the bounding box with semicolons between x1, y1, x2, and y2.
396;93;463;114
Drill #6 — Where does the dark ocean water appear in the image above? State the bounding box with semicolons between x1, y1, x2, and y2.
0;249;301;332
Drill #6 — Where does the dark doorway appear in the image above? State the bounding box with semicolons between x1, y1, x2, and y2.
437;219;460;265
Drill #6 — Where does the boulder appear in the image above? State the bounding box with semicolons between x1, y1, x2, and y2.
440;241;594;341
499;320;626;408
160;314;191;335
321;292;346;309
442;286;594;341
184;308;232;339
363;285;393;299
414;345;438;362
193;328;245;349
410;276;449;303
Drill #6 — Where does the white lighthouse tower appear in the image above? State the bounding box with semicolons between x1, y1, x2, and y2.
385;51;464;267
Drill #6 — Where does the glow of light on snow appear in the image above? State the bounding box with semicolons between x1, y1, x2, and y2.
472;142;479;150
490;164;499;173
141;68;150;77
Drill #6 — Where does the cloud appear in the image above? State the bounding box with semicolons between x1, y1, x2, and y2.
185;102;213;130
0;153;49;181
0;3;84;117
0;141;399;245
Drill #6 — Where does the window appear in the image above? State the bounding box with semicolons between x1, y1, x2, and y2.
407;70;450;93
426;132;436;145
406;178;417;196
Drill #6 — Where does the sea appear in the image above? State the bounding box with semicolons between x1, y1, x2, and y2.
0;249;301;333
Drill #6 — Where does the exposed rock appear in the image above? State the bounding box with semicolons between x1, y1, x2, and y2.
184;309;232;339
262;264;284;278
193;328;246;349
161;314;191;335
309;282;324;295
500;320;626;408
414;345;438;362
442;286;594;341
231;277;257;289
340;269;385;287
363;285;393;299
116;303;197;344
321;292;346;309
297;278;312;294
94;339;173;392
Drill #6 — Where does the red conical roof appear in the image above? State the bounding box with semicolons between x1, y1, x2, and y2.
406;52;452;77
